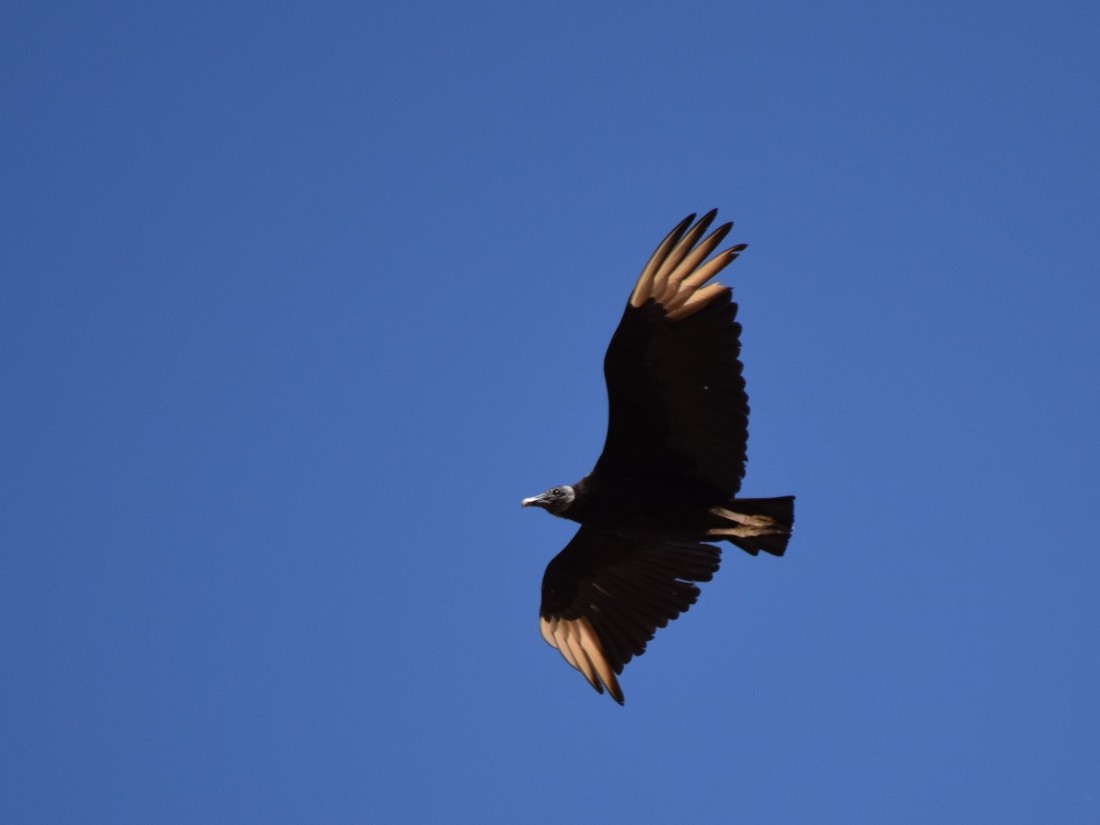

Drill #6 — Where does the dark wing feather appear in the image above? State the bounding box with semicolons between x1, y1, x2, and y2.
539;526;721;704
594;211;749;497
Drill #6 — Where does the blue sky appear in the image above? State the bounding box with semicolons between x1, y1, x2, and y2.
3;1;1099;822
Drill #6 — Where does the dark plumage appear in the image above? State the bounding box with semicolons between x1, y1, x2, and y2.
523;210;794;704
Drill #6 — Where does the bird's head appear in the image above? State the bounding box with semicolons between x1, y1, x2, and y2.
522;485;576;516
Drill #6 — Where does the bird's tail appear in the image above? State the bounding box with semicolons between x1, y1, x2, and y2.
705;496;795;557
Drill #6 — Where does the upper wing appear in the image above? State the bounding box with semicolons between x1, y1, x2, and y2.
594;211;750;497
539;525;721;704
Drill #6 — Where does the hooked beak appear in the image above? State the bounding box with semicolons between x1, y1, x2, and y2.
522;493;548;508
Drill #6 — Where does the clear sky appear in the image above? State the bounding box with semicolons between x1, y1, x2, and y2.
3;1;1099;822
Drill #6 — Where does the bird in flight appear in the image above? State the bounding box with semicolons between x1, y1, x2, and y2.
523;210;794;704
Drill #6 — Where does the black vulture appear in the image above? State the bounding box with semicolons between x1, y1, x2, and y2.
523;210;794;704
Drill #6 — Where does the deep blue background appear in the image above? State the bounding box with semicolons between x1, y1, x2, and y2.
3;1;1098;822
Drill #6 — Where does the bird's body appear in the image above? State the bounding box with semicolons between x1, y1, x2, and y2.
523;211;794;704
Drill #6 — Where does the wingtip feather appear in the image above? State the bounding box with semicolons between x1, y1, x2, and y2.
628;212;744;320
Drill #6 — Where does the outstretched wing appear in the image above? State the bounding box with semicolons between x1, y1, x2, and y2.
539;526;721;704
594;211;749;497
